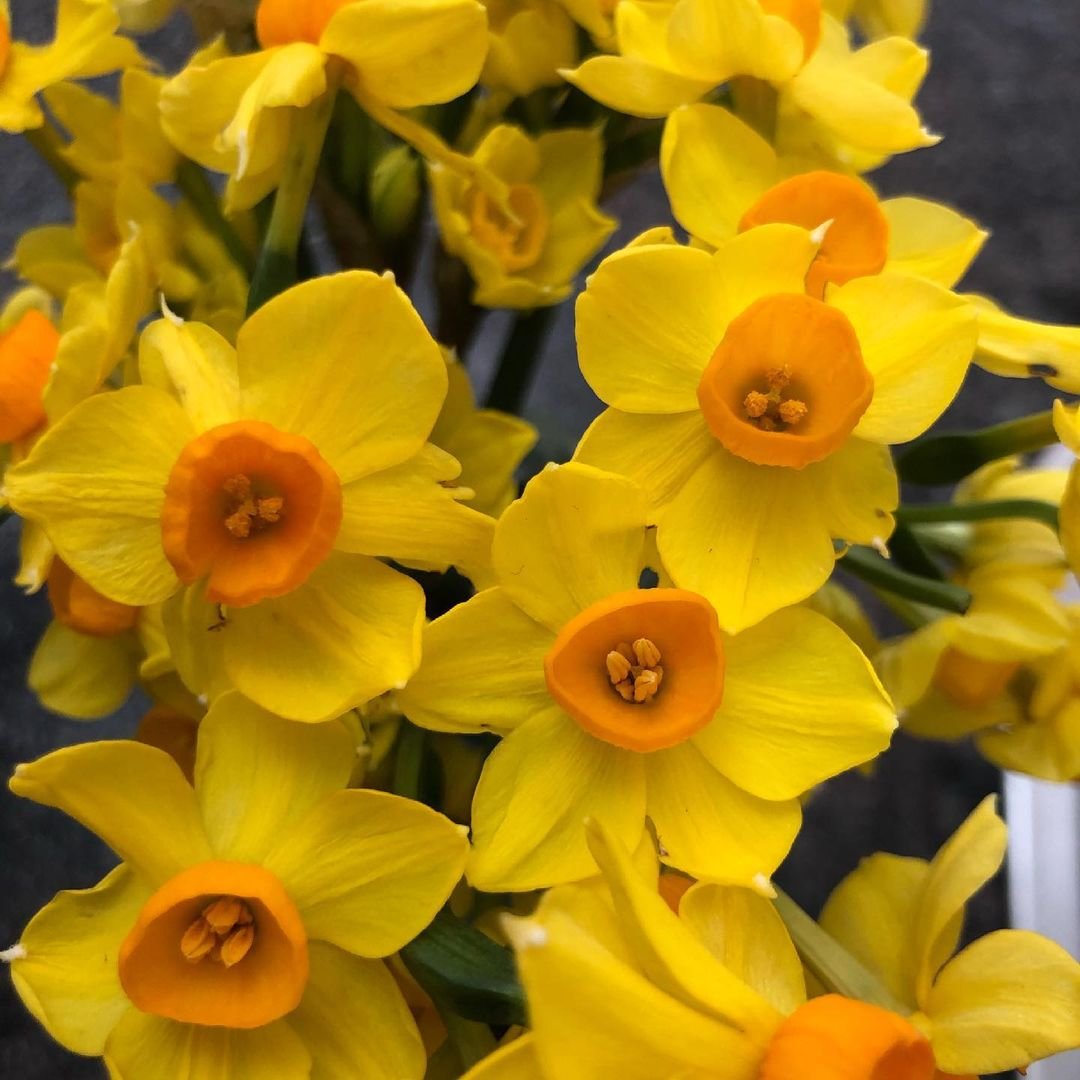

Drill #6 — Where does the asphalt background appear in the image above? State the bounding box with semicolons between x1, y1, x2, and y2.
1;0;1078;1075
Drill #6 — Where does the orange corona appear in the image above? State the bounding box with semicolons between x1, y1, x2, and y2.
0;310;60;445
934;648;1021;709
47;559;138;637
759;0;823;61
255;0;353;47
544;588;725;752
468;183;550;273
698;294;873;469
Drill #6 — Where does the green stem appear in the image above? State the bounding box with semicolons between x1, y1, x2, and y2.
392;721;426;800
440;1011;496;1070
23;122;79;193
773;889;910;1015
887;522;946;582
895;498;1060;531
897;410;1057;485
485;307;555;415
841;545;972;614
246;76;339;315
176;159;254;276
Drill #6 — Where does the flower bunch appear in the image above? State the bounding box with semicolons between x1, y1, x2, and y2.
2;0;1079;1077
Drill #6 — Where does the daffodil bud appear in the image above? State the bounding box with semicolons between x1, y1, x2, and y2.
369;145;422;244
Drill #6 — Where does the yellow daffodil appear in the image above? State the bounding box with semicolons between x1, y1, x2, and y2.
563;1;933;165
821;796;1080;1075
825;0;927;39
573;224;976;631
5;695;469;1078
483;0;579;96
4;272;495;722
662;102;1080;391
0;0;141;133
160;0;488;212
431;352;538;518
430;124;617;309
398;462;895;891
465;814;1078;1079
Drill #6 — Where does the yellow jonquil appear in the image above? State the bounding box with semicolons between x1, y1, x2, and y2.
398;463;895;891
460;818;1045;1079
4;272;495;722
562;1;934;165
482;0;579;97
0;0;141;133
573;224;977;632
430;124;617;309
5;695;469;1078
820;796;1080;1075
662;102;1080;391
160;0;488;212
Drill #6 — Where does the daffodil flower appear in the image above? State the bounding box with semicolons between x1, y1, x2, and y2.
160;0;489;212
482;0;579;97
562;1;934;165
0;0;141;134
5;696;470;1078
573;224;977;632
662;103;1080;393
4;272;495;722
463;813;1080;1079
398;462;895;891
430;124;617;309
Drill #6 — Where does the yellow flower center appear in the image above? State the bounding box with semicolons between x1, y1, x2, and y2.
759;0;822;61
0;309;60;446
161;420;343;608
118;861;309;1029
739;171;890;298
255;0;353;46
933;647;1021;709
47;558;138;638
180;896;256;967
697;294;873;469
467;183;550;272
758;995;940;1080
544;588;726;752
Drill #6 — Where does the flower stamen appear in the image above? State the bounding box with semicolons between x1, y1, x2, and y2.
222;474;285;539
181;896;256;968
742;365;810;432
605;637;664;704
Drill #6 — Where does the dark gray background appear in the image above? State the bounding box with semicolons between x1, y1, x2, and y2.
1;0;1079;1075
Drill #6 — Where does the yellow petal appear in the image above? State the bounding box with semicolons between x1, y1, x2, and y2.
654;435;898;633
505;906;763;1079
467;709;647;891
526;197;618;297
695;607;895;800
560;54;715;118
104;1008;310;1080
882;197;988;288
970;294;1080;393
492;463;646;634
3;387;192;605
290;942;426;1079
818;852;929;1009
264;789;468;956
585;818;782;1036
923;930;1080;1075
138;316;240;433
9;866;150;1056
324;0;488;108
29;621;138;720
398;587;554;736
576;243;723;413
977;699;1080;783
661;104;777;248
711;223;821;320
9;740;212;885
680;883;806;1014
912;795;1006;1006
338;444;494;581
832;272;978;445
462;1035;544;1079
534;127;606;208
238;271;446;483
644;742;802;883
11;225;98;298
194;693;354;862
222;553;424;722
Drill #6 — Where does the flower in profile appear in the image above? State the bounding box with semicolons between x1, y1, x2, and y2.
562;1;935;166
398;462;895;891
574;224;977;632
160;0;488;211
5;695;469;1077
430;125;617;309
0;0;141;133
461;812;1080;1079
4;272;495;721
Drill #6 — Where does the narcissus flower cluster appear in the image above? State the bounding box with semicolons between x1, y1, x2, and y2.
2;0;1079;1076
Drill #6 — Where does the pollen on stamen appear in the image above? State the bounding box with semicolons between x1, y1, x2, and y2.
778;399;808;425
